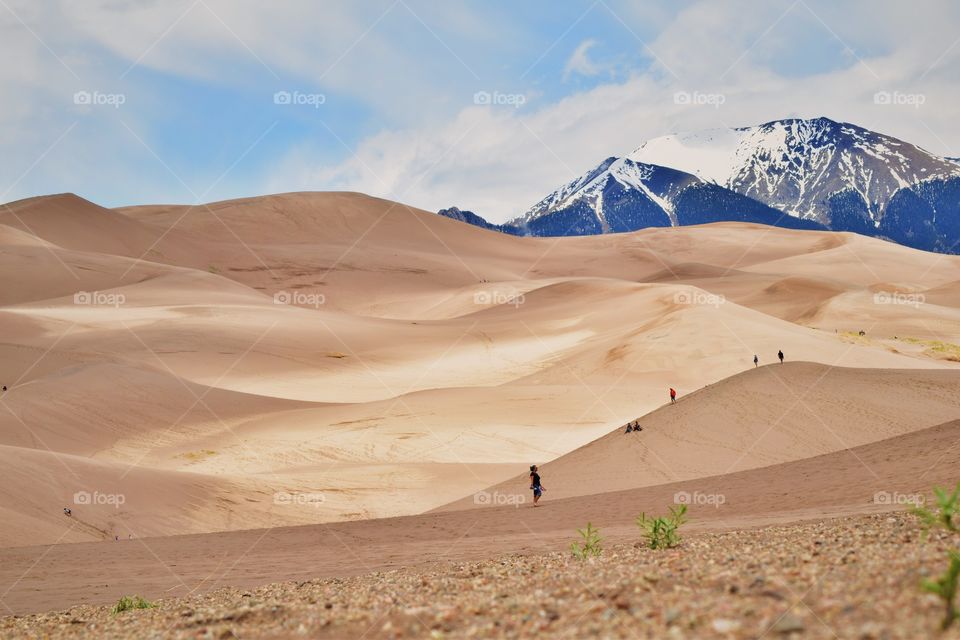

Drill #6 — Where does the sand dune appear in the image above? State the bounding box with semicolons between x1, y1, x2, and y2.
1;191;959;550
442;362;960;508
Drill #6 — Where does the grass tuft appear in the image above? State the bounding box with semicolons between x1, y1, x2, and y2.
636;504;687;549
914;482;960;630
111;595;155;614
570;522;602;560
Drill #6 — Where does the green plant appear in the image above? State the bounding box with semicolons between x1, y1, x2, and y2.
913;482;960;630
111;595;155;614
636;504;687;549
570;522;602;560
913;482;959;534
923;550;960;630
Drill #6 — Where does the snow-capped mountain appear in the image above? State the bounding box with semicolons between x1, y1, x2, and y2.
629;117;960;226
507;155;823;236
515;157;699;233
488;117;960;252
439;118;959;252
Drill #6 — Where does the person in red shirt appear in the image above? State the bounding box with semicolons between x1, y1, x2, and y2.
669;388;677;404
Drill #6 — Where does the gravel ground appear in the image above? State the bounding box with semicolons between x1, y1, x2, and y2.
4;511;960;639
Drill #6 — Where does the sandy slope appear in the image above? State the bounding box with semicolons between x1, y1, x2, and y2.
441;362;960;507
1;191;959;550
1;417;958;616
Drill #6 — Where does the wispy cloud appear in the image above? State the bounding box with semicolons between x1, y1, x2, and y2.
563;39;604;80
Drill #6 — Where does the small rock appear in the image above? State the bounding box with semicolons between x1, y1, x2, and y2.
858;621;885;639
664;608;681;625
712;618;740;633
772;613;805;634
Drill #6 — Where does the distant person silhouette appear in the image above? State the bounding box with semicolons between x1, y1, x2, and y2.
1;385;6;392
669;388;677;404
633;422;642;432
529;465;544;507
753;354;759;367
778;349;784;364
625;423;633;434
63;507;71;516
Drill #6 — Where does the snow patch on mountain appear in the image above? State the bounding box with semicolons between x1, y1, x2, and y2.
515;157;701;228
628;128;742;184
627;117;960;224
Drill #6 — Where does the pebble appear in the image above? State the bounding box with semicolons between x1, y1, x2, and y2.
712;618;740;632
772;613;805;633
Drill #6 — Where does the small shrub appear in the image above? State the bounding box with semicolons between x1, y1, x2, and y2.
636;504;687;549
913;482;959;533
922;550;960;630
111;595;155;614
914;482;960;630
570;522;602;560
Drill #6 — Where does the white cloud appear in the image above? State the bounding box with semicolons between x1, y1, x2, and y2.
563;39;603;80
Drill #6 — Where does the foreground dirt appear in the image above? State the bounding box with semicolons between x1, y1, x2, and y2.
5;511;960;639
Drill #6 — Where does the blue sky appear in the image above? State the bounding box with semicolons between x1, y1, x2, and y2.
3;0;959;222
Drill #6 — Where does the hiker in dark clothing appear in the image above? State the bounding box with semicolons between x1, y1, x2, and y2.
625;423;633;433
529;465;544;507
778;349;784;364
753;354;759;367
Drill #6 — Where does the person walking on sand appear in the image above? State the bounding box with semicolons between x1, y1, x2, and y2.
669;387;677;404
753;354;759;367
529;465;544;507
778;349;784;364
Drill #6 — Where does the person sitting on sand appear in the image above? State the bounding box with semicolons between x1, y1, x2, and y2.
778;349;784;364
529;465;544;507
625;423;633;433
63;507;71;517
634;422;642;432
